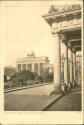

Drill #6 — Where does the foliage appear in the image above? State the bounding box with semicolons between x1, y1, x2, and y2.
9;70;43;83
4;75;7;82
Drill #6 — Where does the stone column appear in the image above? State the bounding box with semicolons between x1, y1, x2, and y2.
38;63;41;76
27;64;28;71
17;64;20;72
68;49;71;82
63;42;69;85
53;33;61;92
25;64;27;71
76;62;79;84
21;64;22;71
32;63;34;72
73;52;76;82
70;49;74;83
61;60;64;81
68;59;70;82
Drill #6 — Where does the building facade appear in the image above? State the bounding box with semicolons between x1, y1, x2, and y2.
16;52;49;76
43;4;82;92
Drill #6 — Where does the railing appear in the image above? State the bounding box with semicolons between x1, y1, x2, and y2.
4;80;53;91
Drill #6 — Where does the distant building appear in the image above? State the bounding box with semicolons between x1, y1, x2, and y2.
43;64;54;73
4;66;16;80
16;52;49;76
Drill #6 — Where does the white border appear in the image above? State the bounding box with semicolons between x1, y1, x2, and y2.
0;0;83;124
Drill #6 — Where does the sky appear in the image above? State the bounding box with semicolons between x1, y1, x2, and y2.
0;0;81;67
1;1;56;67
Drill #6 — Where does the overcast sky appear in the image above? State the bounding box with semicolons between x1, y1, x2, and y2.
0;1;81;67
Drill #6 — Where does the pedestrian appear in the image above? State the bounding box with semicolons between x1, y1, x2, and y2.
68;81;72;92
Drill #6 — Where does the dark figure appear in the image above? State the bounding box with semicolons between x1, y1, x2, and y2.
68;82;72;92
61;82;68;94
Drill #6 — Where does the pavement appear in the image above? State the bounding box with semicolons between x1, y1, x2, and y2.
44;85;81;111
4;84;81;111
4;84;62;111
4;93;62;111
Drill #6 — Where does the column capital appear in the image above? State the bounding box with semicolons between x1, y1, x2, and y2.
60;30;68;41
51;28;61;35
72;47;76;53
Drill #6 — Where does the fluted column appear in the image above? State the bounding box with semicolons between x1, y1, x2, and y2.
68;59;70;82
17;64;22;72
76;62;78;84
32;63;35;72
38;63;41;76
53;33;61;92
73;52;76;82
70;49;74;83
25;64;27;70
27;64;28;71
21;64;22;71
63;42;69;85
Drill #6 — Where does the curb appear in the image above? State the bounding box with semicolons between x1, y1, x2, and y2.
42;87;80;111
41;94;63;111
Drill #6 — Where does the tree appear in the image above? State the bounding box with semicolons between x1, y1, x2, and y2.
4;75;7;82
9;70;42;83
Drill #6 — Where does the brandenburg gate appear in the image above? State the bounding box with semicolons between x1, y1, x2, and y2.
16;52;49;76
42;5;81;92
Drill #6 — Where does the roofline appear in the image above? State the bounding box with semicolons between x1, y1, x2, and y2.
16;56;49;60
42;9;81;21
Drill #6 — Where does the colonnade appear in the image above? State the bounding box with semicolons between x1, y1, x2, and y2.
17;63;44;76
53;32;77;92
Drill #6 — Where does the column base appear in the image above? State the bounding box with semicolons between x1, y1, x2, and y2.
73;80;76;87
53;85;62;94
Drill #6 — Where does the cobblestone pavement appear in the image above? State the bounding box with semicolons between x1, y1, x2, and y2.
45;86;81;111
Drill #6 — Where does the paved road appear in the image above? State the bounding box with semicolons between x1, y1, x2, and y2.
5;84;60;111
6;84;54;95
45;87;81;111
